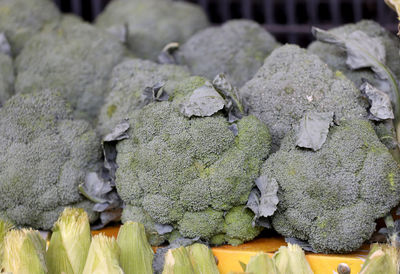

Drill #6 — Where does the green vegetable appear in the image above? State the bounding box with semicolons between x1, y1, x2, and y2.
273;244;313;274
186;243;219;274
117;221;153;274
2;229;47;274
245;252;279;274
262;119;400;253
82;234;124;274
162;246;195;274
46;208;91;274
360;243;399;274
117;76;271;245
95;0;209;61
0;90;100;229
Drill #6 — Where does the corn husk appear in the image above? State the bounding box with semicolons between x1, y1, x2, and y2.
273;243;313;274
246;252;279;274
385;0;400;35
359;243;399;274
46;208;91;274
117;221;153;274
162;246;195;274
0;219;13;264
82;234;123;274
2;229;47;274
186;243;219;274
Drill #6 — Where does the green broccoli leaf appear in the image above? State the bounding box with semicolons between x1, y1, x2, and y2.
295;112;333;151
361;81;394;121
180;82;225;118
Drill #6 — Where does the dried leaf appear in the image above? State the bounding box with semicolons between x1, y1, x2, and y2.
296;111;333;151
180;82;225;118
141;82;169;107
158;42;180;65
360;81;394;121
103;122;130;142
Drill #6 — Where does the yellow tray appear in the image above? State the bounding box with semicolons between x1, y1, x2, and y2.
92;226;368;274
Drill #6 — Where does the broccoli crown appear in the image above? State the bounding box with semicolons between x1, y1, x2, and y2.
98;58;191;135
240;44;367;151
0;0;60;56
0;53;13;105
95;0;209;61
177;20;280;88
261;119;400;253
14;16;126;122
116;78;271;245
308;20;400;89
0;90;101;229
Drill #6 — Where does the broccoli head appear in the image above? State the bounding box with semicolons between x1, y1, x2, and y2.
0;90;101;229
98;58;190;135
95;0;209;61
308;20;400;89
176;20;280;87
0;52;13;106
14;16;126;121
115;77;271;245
261;119;400;253
0;0;60;56
240;44;367;151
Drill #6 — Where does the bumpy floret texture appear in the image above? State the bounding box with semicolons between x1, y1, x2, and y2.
98;58;191;135
0;53;13;105
240;45;367;150
0;90;101;229
15;16;126;121
261;119;400;253
176;20;280;87
96;0;209;61
0;0;60;56
308;20;400;88
116;80;271;245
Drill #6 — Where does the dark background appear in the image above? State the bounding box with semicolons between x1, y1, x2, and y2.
53;0;398;46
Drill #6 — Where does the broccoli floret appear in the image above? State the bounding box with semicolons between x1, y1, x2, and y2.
14;15;126;122
0;0;60;56
261;119;400;253
0;53;13;106
95;0;209;61
308;20;400;89
240;44;367;151
176;20;280;88
97;58;191;135
0;90;101;229
116;77;271;245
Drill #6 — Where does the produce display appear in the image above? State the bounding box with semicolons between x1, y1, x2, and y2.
175;20;280;88
95;0;209;61
0;0;400;272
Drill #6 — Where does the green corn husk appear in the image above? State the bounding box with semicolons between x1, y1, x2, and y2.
82;234;123;274
162;246;195;274
116;221;154;274
46;208;91;274
0;219;13;264
359;243;399;274
273;243;313;274
245;252;279;274
2;229;47;274
186;243;220;274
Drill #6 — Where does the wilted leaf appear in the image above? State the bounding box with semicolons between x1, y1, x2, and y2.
228;124;239;136
103;122;130;142
141;82;169;107
154;223;174;235
79;172;113;204
213;73;247;122
0;33;11;56
180;82;225;118
158;42;180;65
296;111;333;151
360;81;394;121
246;175;279;226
